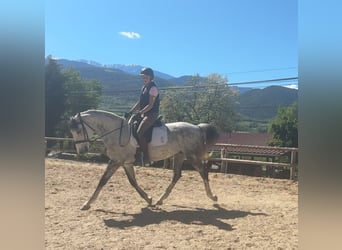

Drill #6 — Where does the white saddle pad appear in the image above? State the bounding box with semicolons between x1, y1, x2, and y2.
130;124;168;147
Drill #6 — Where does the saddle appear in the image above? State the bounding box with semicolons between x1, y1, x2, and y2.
130;114;164;143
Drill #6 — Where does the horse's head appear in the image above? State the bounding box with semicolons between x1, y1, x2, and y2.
69;113;91;154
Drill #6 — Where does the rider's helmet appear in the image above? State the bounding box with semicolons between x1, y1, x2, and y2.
140;67;154;79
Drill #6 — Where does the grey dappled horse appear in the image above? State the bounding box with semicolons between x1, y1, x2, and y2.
70;109;220;210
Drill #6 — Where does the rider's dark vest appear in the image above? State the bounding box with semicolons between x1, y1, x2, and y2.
140;81;160;115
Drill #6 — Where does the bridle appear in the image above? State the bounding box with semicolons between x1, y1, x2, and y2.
71;113;130;147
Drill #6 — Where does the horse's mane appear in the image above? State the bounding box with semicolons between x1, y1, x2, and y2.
81;109;123;120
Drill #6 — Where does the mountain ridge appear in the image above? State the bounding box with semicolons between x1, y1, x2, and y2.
47;58;298;120
236;85;298;119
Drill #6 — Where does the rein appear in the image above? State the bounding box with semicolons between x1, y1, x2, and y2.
74;115;130;147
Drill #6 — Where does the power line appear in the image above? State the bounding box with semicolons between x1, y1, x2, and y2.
227;77;298;86
224;67;297;75
65;76;298;95
64;76;298;115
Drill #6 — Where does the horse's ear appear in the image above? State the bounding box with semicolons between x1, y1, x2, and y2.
69;114;76;123
80;112;90;118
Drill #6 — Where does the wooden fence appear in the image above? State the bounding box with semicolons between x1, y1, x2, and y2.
210;143;298;180
45;137;298;180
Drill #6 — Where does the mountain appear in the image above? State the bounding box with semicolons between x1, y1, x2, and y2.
54;59;175;91
236;85;298;119
50;58;179;112
170;75;204;85
47;58;298;120
47;58;266;91
76;59;175;80
104;64;175;80
234;87;254;94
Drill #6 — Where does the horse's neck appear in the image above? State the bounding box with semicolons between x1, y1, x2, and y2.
86;114;124;133
86;114;133;153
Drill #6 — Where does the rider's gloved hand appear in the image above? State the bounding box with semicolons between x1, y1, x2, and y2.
124;111;132;119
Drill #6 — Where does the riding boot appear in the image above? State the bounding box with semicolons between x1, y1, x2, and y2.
134;147;143;166
139;137;151;166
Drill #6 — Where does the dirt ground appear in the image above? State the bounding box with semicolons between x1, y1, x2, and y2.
45;158;298;249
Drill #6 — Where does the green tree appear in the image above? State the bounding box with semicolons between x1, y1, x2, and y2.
57;68;102;136
269;102;298;147
45;58;102;139
45;56;66;139
160;74;237;132
62;68;102;116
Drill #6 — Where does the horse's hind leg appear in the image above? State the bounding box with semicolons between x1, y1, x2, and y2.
123;165;152;205
189;156;218;202
80;160;120;210
155;152;185;206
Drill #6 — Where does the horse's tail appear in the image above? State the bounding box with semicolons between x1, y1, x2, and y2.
198;123;220;148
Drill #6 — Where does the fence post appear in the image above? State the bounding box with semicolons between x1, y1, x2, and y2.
290;150;297;180
220;148;228;174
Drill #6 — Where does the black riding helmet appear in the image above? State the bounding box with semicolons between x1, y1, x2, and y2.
140;67;154;79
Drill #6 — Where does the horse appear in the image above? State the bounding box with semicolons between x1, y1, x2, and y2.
69;109;220;210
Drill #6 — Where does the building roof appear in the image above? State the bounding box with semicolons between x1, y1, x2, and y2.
214;132;292;157
217;132;273;146
217;144;289;157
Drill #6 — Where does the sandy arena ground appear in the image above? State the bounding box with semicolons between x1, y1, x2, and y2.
45;158;298;249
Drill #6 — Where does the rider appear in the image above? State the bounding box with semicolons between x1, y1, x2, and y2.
127;67;160;166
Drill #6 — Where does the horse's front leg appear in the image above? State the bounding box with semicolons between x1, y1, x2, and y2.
80;160;120;210
155;152;185;206
123;165;152;205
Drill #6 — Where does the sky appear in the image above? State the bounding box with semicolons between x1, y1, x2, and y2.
45;0;298;88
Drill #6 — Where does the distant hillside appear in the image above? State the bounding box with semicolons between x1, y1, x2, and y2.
76;59;175;80
48;58;258;92
105;64;175;80
55;59;175;91
236;85;298;119
50;59;178;112
234;87;254;94
169;75;206;85
46;58;297;121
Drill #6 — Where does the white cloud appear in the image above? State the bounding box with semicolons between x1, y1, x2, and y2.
118;31;141;39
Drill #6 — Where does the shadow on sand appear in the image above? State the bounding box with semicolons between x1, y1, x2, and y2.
100;204;267;231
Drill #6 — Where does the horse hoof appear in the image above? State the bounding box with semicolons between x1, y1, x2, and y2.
149;204;161;210
213;195;218;202
80;204;90;210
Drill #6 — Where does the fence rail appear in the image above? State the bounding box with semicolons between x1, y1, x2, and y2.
45;136;74;141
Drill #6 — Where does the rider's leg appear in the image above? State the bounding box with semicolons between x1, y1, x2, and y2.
136;113;158;165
